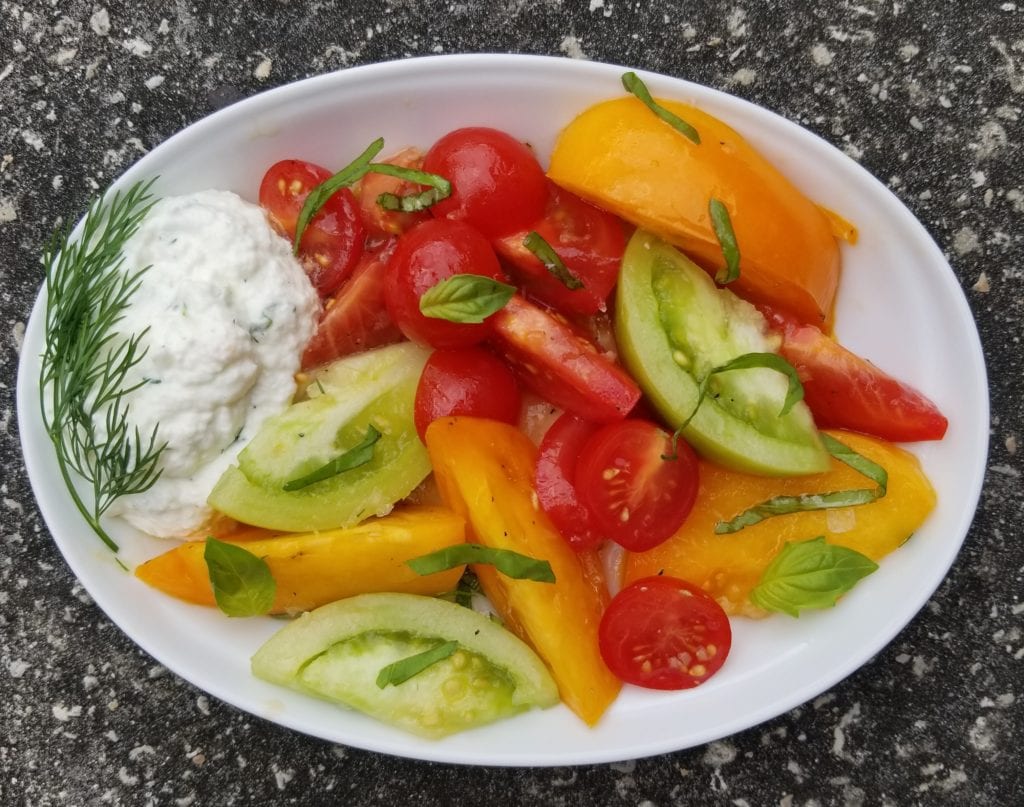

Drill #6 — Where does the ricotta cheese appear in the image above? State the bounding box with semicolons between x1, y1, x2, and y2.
106;190;319;538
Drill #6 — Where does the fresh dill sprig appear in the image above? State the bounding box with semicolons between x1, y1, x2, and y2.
39;179;167;552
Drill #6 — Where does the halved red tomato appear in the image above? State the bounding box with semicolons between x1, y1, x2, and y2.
259;158;365;297
489;295;640;422
574;419;698;552
599;576;732;690
493;183;625;316
760;305;948;442
534;414;604;551
355;147;432;238
300;239;403;369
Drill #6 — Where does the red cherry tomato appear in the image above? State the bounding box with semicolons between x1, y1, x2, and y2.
534;414;604;551
599;576;732;690
355;147;432;238
259;159;365;298
494;183;626;315
574;419;698;551
385;219;508;349
760;305;948;442
301;239;403;370
413;348;522;441
423;127;547;239
489;295;640;422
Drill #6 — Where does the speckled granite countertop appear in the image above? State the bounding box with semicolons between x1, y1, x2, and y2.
2;1;1021;804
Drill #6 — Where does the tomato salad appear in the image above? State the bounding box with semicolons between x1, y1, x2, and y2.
55;74;947;738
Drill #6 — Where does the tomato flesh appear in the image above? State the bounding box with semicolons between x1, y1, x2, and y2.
599;576;732;690
534;414;604;551
574;419;698;552
424;127;547;239
385;219;508;349
259;158;365;298
761;305;949;442
414;348;522;442
494;183;626;315
489;295;640;422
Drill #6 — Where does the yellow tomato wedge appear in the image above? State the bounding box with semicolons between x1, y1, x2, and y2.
548;96;841;326
425;416;621;726
135;506;466;614
624;431;936;616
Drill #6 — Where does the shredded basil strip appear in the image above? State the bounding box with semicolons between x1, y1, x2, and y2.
749;536;879;617
621;71;701;145
408;545;556;583
663;352;804;460
709;198;741;284
376;641;459;688
523;231;584;290
715;434;889;534
293;138;385;253
368;163;452;212
282;425;382;491
454;569;482;609
204;537;276;617
419;274;516;324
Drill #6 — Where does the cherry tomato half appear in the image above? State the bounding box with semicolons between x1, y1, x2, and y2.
423;127;547;239
259;158;365;298
599;576;732;690
385;219;508;349
489;295;640;422
574;419;698;552
534;413;605;551
760;304;949;442
355;147;432;239
494;183;626;316
413;348;522;442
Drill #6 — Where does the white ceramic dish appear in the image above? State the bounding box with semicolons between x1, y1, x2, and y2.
17;54;988;766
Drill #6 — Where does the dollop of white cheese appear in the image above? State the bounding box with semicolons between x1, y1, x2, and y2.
106;190;319;538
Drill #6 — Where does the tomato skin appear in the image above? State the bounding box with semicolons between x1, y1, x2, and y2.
534;414;605;551
494;183;626;315
424;127;547;239
355;147;432;238
385;219;508;349
300;239;403;370
259;158;365;298
599;576;732;690
413;348;522;442
575;419;698;552
761;305;949;442
490;295;641;422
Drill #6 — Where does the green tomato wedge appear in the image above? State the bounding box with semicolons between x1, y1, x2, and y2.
208;343;431;531
251;593;560;738
615;231;829;476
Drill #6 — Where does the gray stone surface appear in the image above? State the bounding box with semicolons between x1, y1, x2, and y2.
1;1;1021;804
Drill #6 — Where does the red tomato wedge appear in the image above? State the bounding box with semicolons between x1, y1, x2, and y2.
599;576;732;690
489;294;640;422
761;305;949;442
575;419;698;552
493;183;626;316
413;347;521;441
300;240;403;369
534;414;605;551
355;147;432;238
259;158;365;298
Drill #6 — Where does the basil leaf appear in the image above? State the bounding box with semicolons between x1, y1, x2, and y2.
621;71;701;145
376;641;459;688
368;163;451;212
282;425;381;491
715;434;889;534
709;198;740;284
204;537;276;617
663;352;804;461
523;231;584;290
408;545;556;583
419;274;516;324
749;536;879;617
293;138;385;253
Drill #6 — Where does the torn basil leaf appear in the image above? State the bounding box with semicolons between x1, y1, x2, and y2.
376;641;459;688
523;231;584;290
709;198;740;284
204;537;276;617
282;425;382;491
408;545;555;583
418;274;516;324
621;71;701;145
